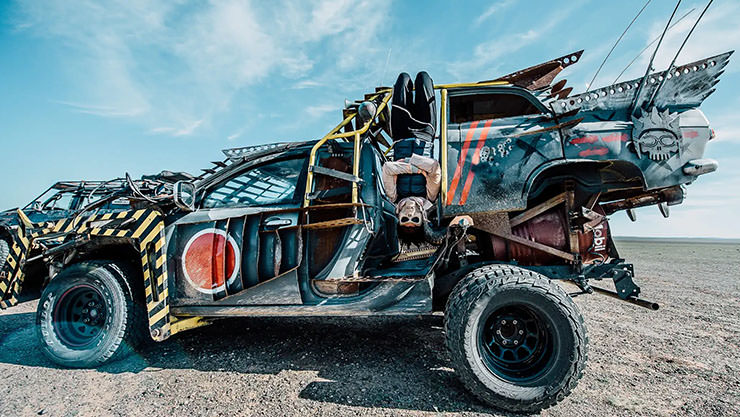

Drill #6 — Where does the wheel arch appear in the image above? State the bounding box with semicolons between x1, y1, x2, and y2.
46;231;171;341
433;261;509;311
524;159;646;201
58;238;145;300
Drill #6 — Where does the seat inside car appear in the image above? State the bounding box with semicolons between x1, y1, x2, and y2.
389;72;438;203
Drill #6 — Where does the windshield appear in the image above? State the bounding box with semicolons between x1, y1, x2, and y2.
41;191;77;211
25;186;70;211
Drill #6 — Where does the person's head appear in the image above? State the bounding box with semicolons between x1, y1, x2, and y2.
396;197;425;229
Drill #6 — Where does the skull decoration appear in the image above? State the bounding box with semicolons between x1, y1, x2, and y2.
396;197;426;229
631;107;681;161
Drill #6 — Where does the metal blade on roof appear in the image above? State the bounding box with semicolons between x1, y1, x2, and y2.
483;50;584;91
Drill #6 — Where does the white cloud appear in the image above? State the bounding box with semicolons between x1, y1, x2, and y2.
447;1;584;81
150;119;204;137
639;2;739;74
713;126;740;143
305;104;337;118
227;128;246;142
537;3;740;94
12;0;391;137
291;79;323;90
53;100;147;118
703;110;740;143
475;0;518;27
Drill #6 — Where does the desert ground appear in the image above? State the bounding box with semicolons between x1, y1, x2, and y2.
0;240;738;417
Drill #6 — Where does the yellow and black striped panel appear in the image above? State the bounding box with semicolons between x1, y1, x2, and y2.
0;209;171;341
86;209;171;341
0;227;30;309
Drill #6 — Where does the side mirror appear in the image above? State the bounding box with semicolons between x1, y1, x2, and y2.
173;181;196;211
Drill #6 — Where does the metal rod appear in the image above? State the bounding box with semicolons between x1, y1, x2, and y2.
303;90;392;207
646;0;714;109
440;88;448;203
614;8;695;84
591;285;660;310
629;0;682;117
352;131;361;204
586;0;652;92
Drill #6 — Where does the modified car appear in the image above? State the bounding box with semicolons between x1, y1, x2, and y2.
0;45;729;412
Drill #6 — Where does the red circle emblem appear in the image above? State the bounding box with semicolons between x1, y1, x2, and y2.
181;229;240;294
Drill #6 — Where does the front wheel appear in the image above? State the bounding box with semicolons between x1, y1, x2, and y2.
444;264;588;413
0;237;10;271
36;261;149;368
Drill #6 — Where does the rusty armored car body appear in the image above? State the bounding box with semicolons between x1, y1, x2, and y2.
0;47;729;412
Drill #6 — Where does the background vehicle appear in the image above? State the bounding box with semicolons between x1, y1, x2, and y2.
0;47;729;413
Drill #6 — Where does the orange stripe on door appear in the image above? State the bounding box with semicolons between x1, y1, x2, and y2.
459;120;494;205
446;120;480;205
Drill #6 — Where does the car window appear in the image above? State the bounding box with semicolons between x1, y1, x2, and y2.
450;93;541;124
201;157;305;208
42;191;76;211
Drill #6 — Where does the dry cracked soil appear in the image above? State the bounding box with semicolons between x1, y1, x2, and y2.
1;240;739;417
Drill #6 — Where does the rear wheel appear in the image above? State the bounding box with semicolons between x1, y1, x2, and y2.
36;261;149;368
444;264;587;413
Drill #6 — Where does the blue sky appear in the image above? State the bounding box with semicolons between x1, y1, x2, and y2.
0;0;738;237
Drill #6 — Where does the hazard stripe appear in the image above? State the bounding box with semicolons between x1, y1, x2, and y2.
154;237;164;253
52;220;65;232
63;219;76;233
459;119;494;205
150;307;167;323
150;313;169;331
446;120;480;205
132;211;159;238
1;208;171;340
139;221;163;246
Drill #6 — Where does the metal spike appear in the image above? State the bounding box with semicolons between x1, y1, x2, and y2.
659;202;670;218
550;79;567;94
626;209;637;222
556;87;573;99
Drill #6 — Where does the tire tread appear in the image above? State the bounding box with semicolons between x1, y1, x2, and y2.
36;260;150;367
444;264;588;413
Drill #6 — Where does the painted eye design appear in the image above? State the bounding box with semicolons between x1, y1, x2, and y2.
641;134;659;147
659;135;675;146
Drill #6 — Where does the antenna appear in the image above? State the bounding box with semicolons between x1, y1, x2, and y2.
586;0;652;93
629;0;682;117
645;0;714;109
614;8;694;84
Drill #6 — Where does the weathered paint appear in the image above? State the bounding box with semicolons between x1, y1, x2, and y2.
0;209;172;340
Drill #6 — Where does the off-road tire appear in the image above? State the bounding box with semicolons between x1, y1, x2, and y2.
36;261;149;368
444;264;588;413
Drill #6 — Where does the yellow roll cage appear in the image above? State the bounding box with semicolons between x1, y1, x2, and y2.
302;81;508;208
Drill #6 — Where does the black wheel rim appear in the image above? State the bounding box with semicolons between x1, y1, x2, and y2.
479;304;554;383
53;284;107;349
